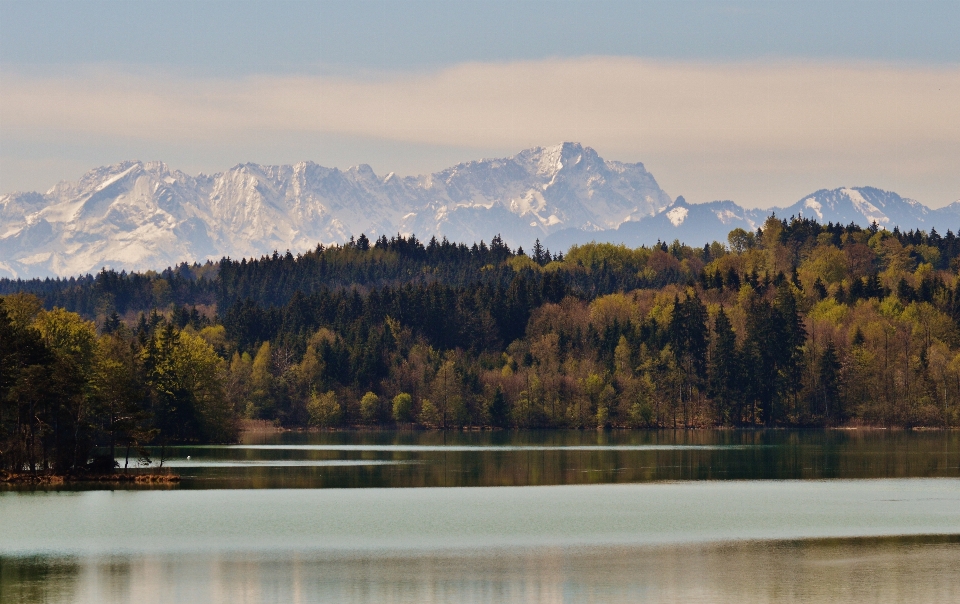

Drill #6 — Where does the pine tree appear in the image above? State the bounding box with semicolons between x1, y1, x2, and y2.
775;283;807;421
818;342;842;424
669;294;709;425
709;307;739;425
488;387;509;428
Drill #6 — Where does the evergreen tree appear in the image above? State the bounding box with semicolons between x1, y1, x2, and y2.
818;342;842;424
775;283;807;421
488;387;509;428
709;307;740;425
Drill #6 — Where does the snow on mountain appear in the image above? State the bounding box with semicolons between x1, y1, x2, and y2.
779;187;932;229
0;143;671;278
545;197;764;251
1;143;954;279
1;161;212;279
399;142;670;244
546;186;955;251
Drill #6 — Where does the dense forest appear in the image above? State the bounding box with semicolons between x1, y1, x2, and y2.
3;219;960;473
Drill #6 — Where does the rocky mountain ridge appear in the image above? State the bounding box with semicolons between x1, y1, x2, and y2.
1;143;956;278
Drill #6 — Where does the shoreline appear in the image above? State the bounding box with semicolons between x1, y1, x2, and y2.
0;470;180;485
239;419;959;435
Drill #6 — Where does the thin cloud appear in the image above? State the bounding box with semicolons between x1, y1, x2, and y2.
2;57;959;205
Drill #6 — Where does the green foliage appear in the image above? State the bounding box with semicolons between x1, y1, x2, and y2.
0;297;238;474
307;391;341;428
709;307;739;425
34;308;98;372
487;388;509;428
727;228;755;253
391;393;413;423
6;222;960;434
248;342;274;419
359;392;381;423
418;399;439;426
2;292;43;329
564;242;652;277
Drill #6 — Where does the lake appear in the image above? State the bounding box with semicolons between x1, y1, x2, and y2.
2;430;959;603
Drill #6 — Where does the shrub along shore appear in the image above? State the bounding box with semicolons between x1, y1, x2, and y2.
0;469;179;484
4;219;960;474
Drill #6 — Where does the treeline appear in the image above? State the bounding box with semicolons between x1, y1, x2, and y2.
3;218;960;471
0;234;667;316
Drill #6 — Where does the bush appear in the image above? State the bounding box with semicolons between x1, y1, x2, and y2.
360;391;381;423
307;391;342;427
418;398;439;426
392;393;413;423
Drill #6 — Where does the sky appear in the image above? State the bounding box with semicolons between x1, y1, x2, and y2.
1;0;958;208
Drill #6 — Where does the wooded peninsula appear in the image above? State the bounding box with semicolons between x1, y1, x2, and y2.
2;216;959;474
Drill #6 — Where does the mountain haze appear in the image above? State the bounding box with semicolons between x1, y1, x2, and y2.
1;143;955;278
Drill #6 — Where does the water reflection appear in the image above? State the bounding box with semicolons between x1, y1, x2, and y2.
4;480;959;556
4;536;959;604
161;459;417;468
3;430;958;603
125;430;960;489
2;430;956;491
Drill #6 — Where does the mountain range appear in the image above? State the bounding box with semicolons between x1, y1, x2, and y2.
546;186;959;251
1;142;957;278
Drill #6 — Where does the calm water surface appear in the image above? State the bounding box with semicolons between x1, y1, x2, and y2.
5;537;960;604
2;430;958;603
52;428;960;489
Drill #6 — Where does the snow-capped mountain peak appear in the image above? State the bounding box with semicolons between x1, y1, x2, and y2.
781;187;931;228
0;144;671;278
543;186;954;252
2;147;953;279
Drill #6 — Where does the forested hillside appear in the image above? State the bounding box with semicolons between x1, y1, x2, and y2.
4;219;960;472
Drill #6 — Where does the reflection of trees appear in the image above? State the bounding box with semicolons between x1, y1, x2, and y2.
0;557;81;603
177;430;960;489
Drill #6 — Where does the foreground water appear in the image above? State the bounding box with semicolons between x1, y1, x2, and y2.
5;536;959;604
2;430;959;603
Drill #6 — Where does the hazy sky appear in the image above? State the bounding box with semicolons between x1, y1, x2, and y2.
1;0;958;208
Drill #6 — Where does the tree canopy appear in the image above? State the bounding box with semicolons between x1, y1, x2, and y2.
4;219;960;473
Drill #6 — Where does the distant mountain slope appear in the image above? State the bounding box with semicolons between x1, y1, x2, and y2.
546;187;955;251
779;187;933;228
933;200;960;224
545;197;764;251
0;143;670;278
